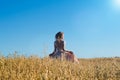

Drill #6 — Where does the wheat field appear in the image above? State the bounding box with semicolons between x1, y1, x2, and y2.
0;54;120;80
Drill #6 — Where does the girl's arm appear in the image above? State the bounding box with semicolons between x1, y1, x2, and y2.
63;41;66;51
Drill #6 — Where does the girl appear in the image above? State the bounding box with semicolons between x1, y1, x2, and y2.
50;32;73;58
49;32;79;63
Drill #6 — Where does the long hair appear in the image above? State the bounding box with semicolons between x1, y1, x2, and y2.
55;32;64;40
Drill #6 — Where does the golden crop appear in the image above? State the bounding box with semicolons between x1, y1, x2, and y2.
0;54;120;80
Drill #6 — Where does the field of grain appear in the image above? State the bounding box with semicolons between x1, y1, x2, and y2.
0;54;120;80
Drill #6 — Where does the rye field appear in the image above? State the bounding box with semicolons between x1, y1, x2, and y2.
0;54;120;80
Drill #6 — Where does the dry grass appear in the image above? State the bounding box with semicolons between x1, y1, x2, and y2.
0;54;120;80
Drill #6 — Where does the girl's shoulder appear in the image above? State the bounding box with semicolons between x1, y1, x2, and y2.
61;40;65;43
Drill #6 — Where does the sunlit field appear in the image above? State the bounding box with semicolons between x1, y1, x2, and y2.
0;54;120;80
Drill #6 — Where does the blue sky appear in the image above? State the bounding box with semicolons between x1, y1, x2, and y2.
0;0;120;58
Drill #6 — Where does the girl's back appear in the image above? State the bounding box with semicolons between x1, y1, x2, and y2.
54;40;65;51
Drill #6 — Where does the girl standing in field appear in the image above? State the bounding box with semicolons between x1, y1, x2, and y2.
50;32;73;59
49;31;79;63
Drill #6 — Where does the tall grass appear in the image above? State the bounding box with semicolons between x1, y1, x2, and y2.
0;54;120;80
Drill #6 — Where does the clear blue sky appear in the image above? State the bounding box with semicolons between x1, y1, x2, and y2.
0;0;120;58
